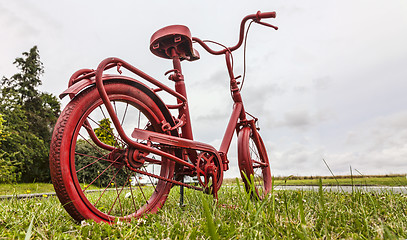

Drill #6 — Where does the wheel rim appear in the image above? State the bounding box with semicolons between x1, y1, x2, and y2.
239;127;271;200
70;93;173;221
248;133;269;198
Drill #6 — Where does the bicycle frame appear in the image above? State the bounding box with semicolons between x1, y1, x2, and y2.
59;11;277;196
49;11;277;223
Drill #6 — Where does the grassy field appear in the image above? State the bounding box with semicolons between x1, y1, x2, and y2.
2;174;404;196
221;174;407;187
0;183;55;196
0;179;406;239
272;174;407;187
0;182;104;196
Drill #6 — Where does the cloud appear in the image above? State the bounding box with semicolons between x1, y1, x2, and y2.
345;111;407;150
2;0;407;179
321;111;407;175
0;3;39;77
263;111;407;177
341;112;407;174
0;3;37;37
269;108;330;131
282;109;312;129
312;76;331;91
268;142;327;176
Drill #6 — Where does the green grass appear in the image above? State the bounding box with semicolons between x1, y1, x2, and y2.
273;175;407;187
0;183;55;195
0;183;103;196
1;182;406;239
222;174;407;187
1;175;405;196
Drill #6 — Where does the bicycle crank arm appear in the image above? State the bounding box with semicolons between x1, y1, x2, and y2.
132;128;222;198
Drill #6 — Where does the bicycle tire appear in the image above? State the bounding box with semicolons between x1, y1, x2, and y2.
50;79;176;223
237;126;272;199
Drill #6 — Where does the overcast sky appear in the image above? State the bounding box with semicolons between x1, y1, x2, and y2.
1;0;407;178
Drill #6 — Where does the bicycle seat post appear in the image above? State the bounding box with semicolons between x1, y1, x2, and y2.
169;48;194;141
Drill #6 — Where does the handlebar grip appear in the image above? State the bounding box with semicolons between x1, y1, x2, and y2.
256;11;276;20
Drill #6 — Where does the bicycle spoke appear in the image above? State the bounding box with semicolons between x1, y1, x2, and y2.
98;105;108;120
92;103;129;148
86;115;127;147
137;110;141;129
94;163;122;206
120;102;129;126
78;132;111;157
125;169;139;214
83;155;121;192
133;174;149;205
142;165;158;193
75;152;111;173
249;141;261;160
108;170;128;217
113;100;118;117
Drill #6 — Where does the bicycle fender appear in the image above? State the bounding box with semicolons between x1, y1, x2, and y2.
59;75;136;99
59;74;179;138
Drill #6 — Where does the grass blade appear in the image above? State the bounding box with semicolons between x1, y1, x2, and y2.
298;191;305;225
25;214;35;240
322;158;343;192
350;165;354;195
202;196;219;240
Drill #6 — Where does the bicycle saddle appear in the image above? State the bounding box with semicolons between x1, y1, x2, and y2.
150;25;200;61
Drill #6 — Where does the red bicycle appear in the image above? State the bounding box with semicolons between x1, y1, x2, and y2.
50;11;278;223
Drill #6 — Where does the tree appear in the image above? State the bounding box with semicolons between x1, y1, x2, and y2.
0;114;7;143
94;118;117;147
74;119;127;187
0;46;61;182
0;114;20;183
2;46;43;105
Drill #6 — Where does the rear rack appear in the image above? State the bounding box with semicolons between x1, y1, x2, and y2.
66;58;187;109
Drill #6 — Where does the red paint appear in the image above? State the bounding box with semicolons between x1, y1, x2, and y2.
51;11;277;223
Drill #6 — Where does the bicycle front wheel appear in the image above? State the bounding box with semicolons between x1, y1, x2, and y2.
238;127;272;199
50;80;175;223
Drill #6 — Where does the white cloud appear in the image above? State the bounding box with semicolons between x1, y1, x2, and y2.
269;111;407;177
1;0;407;178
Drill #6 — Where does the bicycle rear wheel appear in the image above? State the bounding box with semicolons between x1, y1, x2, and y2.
50;80;175;223
238;127;272;199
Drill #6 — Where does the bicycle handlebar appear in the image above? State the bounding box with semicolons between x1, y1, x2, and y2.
192;11;277;55
256;11;276;19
